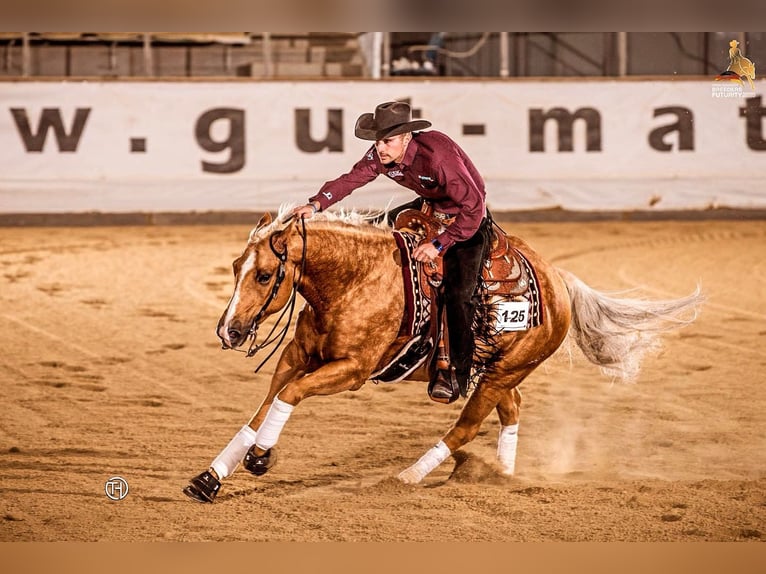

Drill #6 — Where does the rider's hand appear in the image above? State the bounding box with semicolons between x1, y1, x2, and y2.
412;241;440;263
291;202;319;219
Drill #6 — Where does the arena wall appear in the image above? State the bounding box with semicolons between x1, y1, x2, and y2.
0;79;764;214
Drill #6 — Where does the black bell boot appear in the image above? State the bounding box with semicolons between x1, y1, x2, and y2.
182;470;221;503
243;445;278;476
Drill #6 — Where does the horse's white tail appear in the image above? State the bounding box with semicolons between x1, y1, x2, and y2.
558;269;704;381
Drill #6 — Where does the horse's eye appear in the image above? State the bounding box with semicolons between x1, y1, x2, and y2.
256;273;272;285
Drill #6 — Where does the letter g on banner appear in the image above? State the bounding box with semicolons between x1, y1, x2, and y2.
195;108;246;174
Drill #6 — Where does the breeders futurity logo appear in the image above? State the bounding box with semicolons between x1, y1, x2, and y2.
712;39;757;98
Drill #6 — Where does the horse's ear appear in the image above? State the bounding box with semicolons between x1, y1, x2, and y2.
271;217;298;254
256;212;272;230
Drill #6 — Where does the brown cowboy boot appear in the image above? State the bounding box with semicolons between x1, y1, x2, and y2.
428;366;461;404
428;332;460;403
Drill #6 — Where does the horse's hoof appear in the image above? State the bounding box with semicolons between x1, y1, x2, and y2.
182;470;221;503
243;446;277;476
397;467;423;484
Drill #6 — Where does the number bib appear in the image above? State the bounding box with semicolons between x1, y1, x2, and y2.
495;301;530;331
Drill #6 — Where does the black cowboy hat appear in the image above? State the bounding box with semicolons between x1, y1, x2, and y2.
354;101;432;141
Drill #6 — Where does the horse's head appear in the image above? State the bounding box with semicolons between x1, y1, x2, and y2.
217;212;303;350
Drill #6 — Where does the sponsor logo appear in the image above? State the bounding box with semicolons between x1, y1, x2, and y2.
323;191;332;200
387;169;404;178
712;39;756;99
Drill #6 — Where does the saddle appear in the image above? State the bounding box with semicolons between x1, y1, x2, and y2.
394;204;533;300
482;223;532;297
392;205;448;301
374;203;542;403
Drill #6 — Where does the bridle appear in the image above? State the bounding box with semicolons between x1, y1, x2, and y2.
232;215;308;373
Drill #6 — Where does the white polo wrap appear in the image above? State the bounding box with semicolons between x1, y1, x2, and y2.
497;423;519;475
399;440;451;484
210;424;258;479
255;397;294;450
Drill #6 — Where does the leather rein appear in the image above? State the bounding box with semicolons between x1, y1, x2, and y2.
236;215;308;373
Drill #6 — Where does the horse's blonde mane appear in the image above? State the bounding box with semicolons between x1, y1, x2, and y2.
248;203;391;244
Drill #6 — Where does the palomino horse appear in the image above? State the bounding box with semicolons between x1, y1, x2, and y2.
183;208;702;503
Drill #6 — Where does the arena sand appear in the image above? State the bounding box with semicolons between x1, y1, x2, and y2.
0;219;764;542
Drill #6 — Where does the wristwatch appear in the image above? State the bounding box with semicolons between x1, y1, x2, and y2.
431;239;444;254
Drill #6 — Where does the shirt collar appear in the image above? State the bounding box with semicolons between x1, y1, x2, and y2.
399;136;419;168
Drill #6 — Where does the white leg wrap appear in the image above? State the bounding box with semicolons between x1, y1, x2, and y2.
398;441;451;484
497;423;519;475
210;424;258;480
254;397;294;451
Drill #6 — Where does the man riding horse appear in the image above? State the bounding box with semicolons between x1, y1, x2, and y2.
183;112;702;501
291;101;493;402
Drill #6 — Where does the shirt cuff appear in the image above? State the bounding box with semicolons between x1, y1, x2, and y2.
435;233;454;251
309;194;331;211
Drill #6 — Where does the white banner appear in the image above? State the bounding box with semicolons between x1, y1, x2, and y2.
0;80;764;213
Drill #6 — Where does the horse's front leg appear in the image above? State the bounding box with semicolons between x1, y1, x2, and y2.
183;339;309;503
245;357;368;462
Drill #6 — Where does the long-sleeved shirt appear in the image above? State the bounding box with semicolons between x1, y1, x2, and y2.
309;130;486;250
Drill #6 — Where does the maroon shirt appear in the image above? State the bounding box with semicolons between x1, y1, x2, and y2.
309;130;486;250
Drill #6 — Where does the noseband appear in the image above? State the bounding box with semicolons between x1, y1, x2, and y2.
239;216;307;372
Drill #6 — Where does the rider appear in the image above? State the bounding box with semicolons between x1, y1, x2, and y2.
291;101;492;401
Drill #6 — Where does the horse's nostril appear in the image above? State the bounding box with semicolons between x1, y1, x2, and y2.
228;328;241;341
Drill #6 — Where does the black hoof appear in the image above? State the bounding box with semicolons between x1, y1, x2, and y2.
182;470;221;503
243;446;277;476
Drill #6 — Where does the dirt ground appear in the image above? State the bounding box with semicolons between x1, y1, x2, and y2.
0;218;764;542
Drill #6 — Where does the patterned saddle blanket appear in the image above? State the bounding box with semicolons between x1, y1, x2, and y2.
480;225;543;330
369;230;435;383
370;208;543;384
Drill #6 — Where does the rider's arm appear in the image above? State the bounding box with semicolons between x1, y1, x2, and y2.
309;146;380;211
433;162;486;250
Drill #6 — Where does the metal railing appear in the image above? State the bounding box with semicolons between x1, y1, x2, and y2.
380;32;757;78
1;32;758;79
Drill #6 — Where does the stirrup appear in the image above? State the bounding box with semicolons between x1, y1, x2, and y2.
182;470;221;503
428;368;461;404
243;445;277;476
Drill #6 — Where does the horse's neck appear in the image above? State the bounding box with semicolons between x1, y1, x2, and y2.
298;225;393;311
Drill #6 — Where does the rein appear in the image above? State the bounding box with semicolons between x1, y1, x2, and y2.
237;215;308;373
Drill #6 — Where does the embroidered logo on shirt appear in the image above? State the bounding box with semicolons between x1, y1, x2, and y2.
387;169;404;179
323;191;332;200
366;150;375;160
418;175;437;188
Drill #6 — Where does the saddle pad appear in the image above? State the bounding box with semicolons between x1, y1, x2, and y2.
372;231;544;384
369;231;434;384
391;230;432;338
478;246;543;331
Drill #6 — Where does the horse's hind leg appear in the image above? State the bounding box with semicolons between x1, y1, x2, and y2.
496;386;522;475
398;368;532;484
